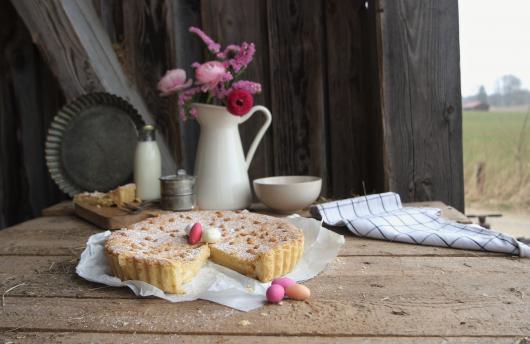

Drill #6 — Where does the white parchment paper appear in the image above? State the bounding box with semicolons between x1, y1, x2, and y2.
76;216;345;311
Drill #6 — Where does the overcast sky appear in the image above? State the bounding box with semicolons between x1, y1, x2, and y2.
459;0;530;96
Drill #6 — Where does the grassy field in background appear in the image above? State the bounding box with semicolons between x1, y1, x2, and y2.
463;109;530;211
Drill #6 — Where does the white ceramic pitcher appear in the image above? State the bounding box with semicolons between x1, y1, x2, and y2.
193;103;272;210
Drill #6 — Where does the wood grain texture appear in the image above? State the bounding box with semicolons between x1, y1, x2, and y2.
73;203;151;230
92;0;122;44
0;1;66;228
1;256;529;336
2;255;518;299
0;333;519;344
0;214;505;257
325;0;385;197
201;0;274;184
41;201;74;217
378;0;464;211
267;0;328;194
2;0;467;230
10;0;176;175
0;206;522;339
165;0;203;173
122;0;183;166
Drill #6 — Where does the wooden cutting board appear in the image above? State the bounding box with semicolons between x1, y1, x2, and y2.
74;202;164;230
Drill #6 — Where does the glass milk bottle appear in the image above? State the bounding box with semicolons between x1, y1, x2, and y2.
134;125;161;201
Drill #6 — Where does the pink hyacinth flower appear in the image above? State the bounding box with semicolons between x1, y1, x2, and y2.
195;61;226;91
157;69;192;96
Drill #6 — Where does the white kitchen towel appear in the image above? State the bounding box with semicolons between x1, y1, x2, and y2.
313;192;530;257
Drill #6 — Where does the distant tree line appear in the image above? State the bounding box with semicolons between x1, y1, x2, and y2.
463;74;530;107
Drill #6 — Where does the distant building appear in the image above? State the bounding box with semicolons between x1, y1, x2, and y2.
463;100;490;111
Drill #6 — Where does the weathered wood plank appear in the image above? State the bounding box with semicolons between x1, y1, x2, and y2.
266;0;328;194
201;0;274;184
165;0;203;173
1;255;523;300
0;1;66;228
0;217;98;256
92;0;122;44
0;216;504;257
0;5;24;229
378;0;464;211
10;0;176;174
325;0;385;197
7;27;66;221
0;332;519;344
122;0;183;166
41;201;74;217
1;256;529;336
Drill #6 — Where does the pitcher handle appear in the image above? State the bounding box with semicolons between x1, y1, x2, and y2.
239;105;272;170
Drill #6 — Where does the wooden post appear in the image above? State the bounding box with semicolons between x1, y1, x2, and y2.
10;0;176;175
377;0;464;211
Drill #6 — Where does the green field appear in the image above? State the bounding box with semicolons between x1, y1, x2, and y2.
463;110;530;210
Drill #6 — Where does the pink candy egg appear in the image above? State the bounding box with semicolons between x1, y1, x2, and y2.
266;284;285;303
271;277;296;289
285;284;311;301
188;223;202;245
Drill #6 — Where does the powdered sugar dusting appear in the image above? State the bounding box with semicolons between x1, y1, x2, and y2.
105;210;303;263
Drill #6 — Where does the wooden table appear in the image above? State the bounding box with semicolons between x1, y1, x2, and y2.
1;203;529;343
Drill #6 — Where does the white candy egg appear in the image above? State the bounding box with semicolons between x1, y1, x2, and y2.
202;227;222;243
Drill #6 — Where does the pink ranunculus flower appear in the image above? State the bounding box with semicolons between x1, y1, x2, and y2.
195;61;226;91
157;69;193;96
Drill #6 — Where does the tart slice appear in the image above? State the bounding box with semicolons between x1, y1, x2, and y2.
74;183;137;207
207;211;304;282
104;217;210;294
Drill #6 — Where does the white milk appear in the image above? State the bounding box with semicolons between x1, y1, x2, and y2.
134;125;161;201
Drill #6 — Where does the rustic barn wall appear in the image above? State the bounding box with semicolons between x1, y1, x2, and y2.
0;0;464;229
378;0;464;211
0;1;66;228
200;0;385;197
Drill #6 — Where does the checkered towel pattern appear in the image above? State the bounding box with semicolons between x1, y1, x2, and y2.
313;192;530;257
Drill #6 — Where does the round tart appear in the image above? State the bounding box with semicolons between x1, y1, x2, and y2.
104;210;304;294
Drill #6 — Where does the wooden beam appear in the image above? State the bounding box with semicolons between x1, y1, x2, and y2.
10;0;176;175
378;0;464;211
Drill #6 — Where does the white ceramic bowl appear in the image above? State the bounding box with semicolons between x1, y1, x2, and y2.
253;176;322;213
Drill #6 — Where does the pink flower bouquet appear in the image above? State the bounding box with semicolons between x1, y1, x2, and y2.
157;27;262;119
